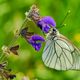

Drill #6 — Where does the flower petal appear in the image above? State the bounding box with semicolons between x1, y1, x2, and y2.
30;34;45;42
41;16;56;27
28;34;45;51
37;21;43;30
37;16;56;33
32;43;41;51
42;24;50;33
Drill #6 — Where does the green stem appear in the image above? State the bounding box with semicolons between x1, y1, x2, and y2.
58;10;71;29
8;18;29;47
0;52;7;62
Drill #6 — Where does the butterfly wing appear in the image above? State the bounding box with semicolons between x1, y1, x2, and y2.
42;34;80;70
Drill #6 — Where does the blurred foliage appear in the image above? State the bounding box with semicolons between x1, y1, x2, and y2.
0;0;80;80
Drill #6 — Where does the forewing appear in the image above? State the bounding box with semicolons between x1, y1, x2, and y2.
42;35;80;70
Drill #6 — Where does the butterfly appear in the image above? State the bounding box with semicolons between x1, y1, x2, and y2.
42;28;80;70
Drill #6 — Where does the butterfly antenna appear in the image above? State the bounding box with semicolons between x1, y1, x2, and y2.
58;10;71;29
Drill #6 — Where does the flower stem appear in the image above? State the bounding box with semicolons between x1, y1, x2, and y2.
0;52;6;62
8;18;29;47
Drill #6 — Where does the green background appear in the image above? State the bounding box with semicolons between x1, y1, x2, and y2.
0;0;80;80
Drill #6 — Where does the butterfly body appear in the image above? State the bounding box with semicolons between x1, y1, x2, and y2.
42;28;80;70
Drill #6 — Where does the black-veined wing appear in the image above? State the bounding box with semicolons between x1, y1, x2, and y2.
42;34;80;70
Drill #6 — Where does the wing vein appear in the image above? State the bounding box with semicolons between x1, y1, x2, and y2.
55;43;62;70
44;45;52;64
43;41;52;53
46;46;53;65
57;39;72;51
62;50;73;66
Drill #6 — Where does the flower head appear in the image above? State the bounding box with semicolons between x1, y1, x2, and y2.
37;16;56;33
28;34;45;51
25;5;56;33
20;28;45;51
25;5;40;22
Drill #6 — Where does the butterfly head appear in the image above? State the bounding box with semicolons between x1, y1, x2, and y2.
49;28;59;36
52;28;57;35
46;28;60;39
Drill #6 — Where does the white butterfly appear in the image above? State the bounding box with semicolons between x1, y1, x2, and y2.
42;28;80;70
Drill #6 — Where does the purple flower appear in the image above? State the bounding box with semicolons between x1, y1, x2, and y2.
37;16;56;33
21;28;45;51
28;34;45;51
